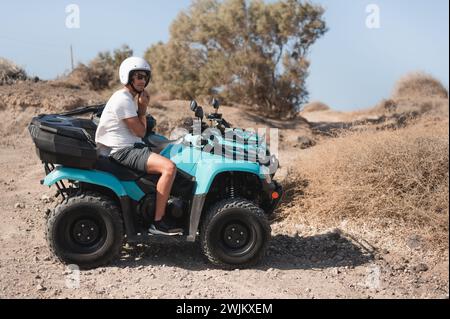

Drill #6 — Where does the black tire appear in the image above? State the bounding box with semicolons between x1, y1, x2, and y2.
46;192;124;269
200;198;271;268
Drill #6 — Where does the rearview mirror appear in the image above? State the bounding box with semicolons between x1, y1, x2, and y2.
195;106;204;120
212;98;220;110
190;100;198;112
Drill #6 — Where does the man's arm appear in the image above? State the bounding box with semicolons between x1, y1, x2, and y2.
124;116;147;138
124;90;150;138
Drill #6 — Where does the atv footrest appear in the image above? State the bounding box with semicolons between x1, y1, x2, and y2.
127;233;188;244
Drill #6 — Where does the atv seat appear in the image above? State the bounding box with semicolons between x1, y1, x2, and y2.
95;156;159;183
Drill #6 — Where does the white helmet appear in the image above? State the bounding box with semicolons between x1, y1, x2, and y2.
119;57;152;87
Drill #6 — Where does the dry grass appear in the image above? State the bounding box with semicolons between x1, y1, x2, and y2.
281;117;449;250
0;58;28;85
364;72;449;121
302;101;331;113
393;72;448;100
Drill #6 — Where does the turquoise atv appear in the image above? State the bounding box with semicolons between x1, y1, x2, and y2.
28;99;283;269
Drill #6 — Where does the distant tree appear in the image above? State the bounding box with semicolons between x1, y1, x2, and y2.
76;44;134;91
145;0;327;118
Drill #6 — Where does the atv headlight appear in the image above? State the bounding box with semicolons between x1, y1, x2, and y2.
260;165;272;183
268;155;279;174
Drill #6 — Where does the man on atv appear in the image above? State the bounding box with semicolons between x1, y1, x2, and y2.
95;57;182;236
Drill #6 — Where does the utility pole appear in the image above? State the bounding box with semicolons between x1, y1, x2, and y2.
70;45;74;71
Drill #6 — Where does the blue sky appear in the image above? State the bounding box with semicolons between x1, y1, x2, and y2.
0;0;448;110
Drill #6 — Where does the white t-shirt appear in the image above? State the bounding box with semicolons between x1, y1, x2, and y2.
95;89;143;155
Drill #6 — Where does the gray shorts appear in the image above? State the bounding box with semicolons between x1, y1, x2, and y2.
110;143;152;174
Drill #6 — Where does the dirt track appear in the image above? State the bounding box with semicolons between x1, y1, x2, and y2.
0;125;448;299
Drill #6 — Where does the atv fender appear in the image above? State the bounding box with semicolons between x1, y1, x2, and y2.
193;161;263;195
44;166;145;201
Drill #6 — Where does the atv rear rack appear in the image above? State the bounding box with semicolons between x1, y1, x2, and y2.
58;104;105;118
41;163;75;201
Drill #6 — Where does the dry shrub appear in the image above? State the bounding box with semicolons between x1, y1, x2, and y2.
393;72;448;100
302;101;330;113
0;58;28;85
62;45;133;91
72;62;114;91
282;118;449;249
367;73;449;119
371;99;398;114
150;91;172;102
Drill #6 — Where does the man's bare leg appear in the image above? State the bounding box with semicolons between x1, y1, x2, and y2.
145;153;177;221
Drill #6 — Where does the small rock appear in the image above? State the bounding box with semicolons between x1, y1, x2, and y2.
406;235;422;250
328;229;341;241
393;264;406;271
297;136;316;150
36;284;46;291
413;263;429;273
14;202;25;209
332;268;341;275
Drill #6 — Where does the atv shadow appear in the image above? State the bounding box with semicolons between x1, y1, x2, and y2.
109;230;375;271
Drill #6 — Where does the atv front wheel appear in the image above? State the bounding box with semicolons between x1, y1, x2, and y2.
46;192;124;269
200;198;271;268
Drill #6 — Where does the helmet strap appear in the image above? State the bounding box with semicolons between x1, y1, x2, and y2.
130;82;143;95
127;71;145;95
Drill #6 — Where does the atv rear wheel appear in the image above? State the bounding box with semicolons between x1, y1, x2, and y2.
46;192;124;269
200;198;271;268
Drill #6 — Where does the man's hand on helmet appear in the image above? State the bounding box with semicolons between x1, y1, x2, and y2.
138;90;150;112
